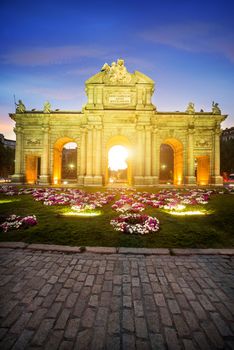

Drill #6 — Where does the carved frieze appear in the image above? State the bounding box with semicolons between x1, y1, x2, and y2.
195;138;211;148
26;137;41;145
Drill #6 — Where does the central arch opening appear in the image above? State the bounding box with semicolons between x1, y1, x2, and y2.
108;145;129;184
62;142;77;183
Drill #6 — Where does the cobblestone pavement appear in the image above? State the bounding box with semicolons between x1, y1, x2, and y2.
0;248;233;350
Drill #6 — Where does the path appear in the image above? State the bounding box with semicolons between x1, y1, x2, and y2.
0;247;233;349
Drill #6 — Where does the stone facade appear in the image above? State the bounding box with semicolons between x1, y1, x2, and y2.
10;59;227;186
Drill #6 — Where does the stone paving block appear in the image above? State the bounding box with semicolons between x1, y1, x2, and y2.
10;312;32;334
201;319;224;349
64;318;80;339
81;307;96;328
136;339;151;350
31;318;54;346
149;333;166;350
135;317;148;339
122;333;136;350
122;309;134;332
159;307;173;326
11;329;34;350
75;329;92;350
164;327;181;350
108;312;120;335
54;308;70;329
44;330;63;350
59;340;74;350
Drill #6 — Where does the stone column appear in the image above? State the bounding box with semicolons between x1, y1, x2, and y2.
134;126;144;185
39;126;50;185
78;128;86;185
93;126;103;185
185;128;196;185
211;128;223;185
84;125;94;185
146;88;151;105
152;128;159;185
145;126;153;184
12;125;24;183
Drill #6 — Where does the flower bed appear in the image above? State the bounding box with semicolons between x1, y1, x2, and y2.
110;213;159;235
0;215;37;232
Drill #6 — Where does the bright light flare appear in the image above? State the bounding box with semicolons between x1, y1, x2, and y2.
170;210;206;216
61;211;101;217
108;145;129;171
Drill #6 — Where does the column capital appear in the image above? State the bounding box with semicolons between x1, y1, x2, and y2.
42;126;50;133
136;125;144;131
14;126;23;134
95;125;103;130
145;125;152;132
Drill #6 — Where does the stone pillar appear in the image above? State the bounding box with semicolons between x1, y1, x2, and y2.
144;126;153;185
12;125;24;183
185;128;196;185
211;128;223;185
93;126;103;185
78;128;86;185
134;126;144;185
39;126;50;185
146;88;151;105
152;128;159;185
84;126;95;185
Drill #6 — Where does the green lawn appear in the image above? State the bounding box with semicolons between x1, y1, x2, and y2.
0;188;234;248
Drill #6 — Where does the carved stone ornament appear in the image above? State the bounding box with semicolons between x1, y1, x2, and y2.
195;138;210;147
102;59;132;84
26;138;41;145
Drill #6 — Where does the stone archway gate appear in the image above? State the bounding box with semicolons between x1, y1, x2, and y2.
10;59;227;186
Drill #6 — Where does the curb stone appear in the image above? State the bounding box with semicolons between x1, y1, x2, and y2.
0;242;233;255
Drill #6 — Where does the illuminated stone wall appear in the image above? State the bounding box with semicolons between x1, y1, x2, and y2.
10;59;226;186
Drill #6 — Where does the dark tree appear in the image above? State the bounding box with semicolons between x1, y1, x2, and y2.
220;138;234;175
0;141;15;177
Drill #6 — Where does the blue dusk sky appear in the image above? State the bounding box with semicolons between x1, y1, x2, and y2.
0;0;234;140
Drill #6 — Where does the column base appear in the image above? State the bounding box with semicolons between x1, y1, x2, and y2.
211;176;223;186
185;176;197;185
11;174;25;184
152;176;159;185
134;176;156;186
38;175;50;185
134;176;144;186
84;175;103;186
78;176;85;186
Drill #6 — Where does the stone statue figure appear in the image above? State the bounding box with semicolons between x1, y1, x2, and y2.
16;100;26;113
186;102;195;114
102;58;132;84
101;63;110;72
212;101;221;114
44;101;51;113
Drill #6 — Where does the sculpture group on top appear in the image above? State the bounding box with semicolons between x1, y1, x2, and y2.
101;58;132;84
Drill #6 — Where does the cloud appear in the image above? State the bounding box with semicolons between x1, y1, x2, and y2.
140;22;234;63
0;45;107;66
24;86;84;101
